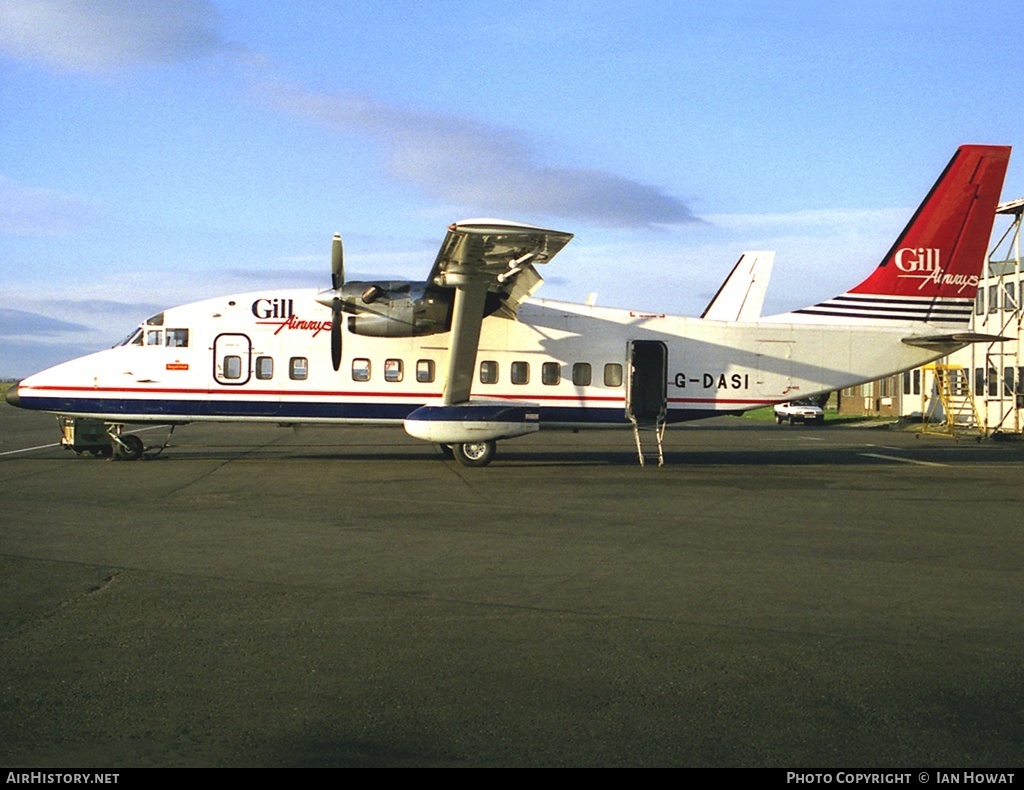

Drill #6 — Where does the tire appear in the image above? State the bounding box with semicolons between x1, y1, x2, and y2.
114;434;144;461
775;414;784;425
789;417;796;425
437;443;455;460
454;440;496;467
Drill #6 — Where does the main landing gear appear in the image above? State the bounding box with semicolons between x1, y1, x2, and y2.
438;440;497;467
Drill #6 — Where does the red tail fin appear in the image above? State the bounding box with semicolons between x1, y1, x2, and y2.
794;145;1010;325
851;145;1010;298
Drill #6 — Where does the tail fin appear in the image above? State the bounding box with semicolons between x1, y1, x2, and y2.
795;145;1010;325
701;251;774;321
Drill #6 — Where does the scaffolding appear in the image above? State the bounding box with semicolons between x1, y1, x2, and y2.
973;199;1024;436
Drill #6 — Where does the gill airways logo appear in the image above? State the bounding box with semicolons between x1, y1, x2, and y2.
251;297;331;337
893;247;977;293
894;247;940;272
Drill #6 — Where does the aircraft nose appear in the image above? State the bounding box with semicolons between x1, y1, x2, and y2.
4;381;21;408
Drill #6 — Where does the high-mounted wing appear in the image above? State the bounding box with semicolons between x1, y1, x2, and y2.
430;219;573;405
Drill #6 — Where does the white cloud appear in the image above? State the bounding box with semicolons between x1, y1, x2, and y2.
0;0;226;74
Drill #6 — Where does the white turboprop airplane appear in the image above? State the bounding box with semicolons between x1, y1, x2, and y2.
5;145;1012;466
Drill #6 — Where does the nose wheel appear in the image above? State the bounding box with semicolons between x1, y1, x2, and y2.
111;432;145;461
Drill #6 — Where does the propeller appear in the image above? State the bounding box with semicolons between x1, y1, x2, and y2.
330;233;344;371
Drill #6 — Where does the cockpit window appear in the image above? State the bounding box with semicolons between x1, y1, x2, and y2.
146;329;163;346
166;328;189;347
146;312;165;326
119;328;144;347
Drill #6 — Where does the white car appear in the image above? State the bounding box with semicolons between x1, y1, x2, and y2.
774;399;825;425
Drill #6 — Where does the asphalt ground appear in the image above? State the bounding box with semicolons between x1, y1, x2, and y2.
1;407;1022;767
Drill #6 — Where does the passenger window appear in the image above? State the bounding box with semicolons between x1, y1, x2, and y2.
416;359;435;383
604;363;623;387
289;357;308;381
511;361;529;385
480;360;498;384
542;362;560;386
385;359;403;382
255;356;274;380
223;355;242;380
572;363;592;387
166;328;189;348
352;358;371;382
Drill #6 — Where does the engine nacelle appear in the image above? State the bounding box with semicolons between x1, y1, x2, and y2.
404;403;540;443
341;281;452;337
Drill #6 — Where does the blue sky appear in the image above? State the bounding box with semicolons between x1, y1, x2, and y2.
2;0;1023;376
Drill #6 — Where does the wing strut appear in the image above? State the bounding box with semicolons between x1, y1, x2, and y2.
443;279;489;405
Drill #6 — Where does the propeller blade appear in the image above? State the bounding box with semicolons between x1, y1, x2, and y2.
331;233;344;290
331;297;342;371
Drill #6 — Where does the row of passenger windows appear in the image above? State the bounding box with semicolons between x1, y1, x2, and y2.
219;355;624;387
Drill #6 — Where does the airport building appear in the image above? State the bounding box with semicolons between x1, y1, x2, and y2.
859;199;1024;430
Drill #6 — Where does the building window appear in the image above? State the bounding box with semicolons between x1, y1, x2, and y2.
604;363;623;387
542;362;561;386
480;360;498;384
1005;281;1017;311
255;356;274;380
385;359;403;382
1004;367;1015;397
352;358;371;382
511;361;529;385
988;367;999;397
975;367;985;396
951;369;966;396
290;357;308;380
416;359;435;383
989;284;999;313
976;290;985;315
572;363;592;387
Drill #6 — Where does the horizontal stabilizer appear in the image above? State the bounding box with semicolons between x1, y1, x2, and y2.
902;332;1008;349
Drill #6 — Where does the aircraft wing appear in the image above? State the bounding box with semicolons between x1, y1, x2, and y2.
430;219;573;405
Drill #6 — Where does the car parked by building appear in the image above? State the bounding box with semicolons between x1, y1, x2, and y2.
774;399;825;425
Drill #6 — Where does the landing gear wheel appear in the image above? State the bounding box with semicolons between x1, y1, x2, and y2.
113;434;144;461
454;440;496;467
437;443;456;460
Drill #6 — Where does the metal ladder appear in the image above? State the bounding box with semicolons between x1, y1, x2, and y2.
922;364;982;439
630;416;666;467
